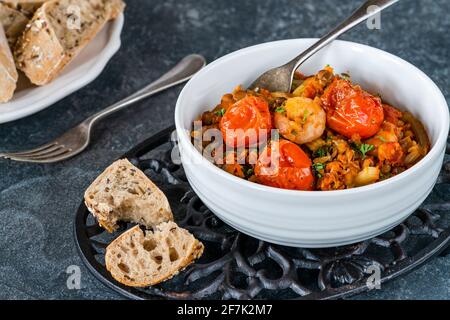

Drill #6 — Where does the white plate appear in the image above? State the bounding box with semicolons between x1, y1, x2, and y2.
0;14;124;124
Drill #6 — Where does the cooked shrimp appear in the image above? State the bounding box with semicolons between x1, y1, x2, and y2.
365;122;404;164
274;97;326;145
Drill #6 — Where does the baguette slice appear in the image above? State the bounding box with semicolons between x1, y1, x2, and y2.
0;22;18;102
105;223;204;287
0;3;29;46
14;0;125;85
85;159;173;233
1;0;49;17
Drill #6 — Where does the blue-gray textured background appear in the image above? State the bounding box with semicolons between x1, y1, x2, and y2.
0;0;448;299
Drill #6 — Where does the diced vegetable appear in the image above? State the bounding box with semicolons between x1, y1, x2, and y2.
354;167;380;186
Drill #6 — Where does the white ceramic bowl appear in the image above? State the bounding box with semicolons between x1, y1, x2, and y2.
0;14;124;124
175;39;450;248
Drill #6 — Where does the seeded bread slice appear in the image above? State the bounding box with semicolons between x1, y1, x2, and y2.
1;1;49;17
14;0;125;85
0;22;18;102
105;223;204;287
0;3;29;46
84;159;173;233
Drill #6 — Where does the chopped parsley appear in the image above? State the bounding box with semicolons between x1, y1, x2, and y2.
312;163;325;171
350;142;375;159
314;146;329;158
275;107;286;113
376;135;387;142
215;108;226;117
312;162;325;178
359;143;375;158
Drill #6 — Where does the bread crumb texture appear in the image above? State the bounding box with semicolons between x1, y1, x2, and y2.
105;223;204;287
84;159;173;233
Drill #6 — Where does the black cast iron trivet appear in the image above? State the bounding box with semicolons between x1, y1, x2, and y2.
74;126;450;300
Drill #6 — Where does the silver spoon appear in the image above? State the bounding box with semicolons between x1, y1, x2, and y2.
249;0;399;92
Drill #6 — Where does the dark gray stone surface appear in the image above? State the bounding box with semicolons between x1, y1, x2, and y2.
0;0;448;300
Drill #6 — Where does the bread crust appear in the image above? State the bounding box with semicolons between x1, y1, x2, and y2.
0;22;18;102
0;3;29;46
1;1;50;17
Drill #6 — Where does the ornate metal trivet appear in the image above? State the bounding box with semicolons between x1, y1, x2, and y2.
74;126;450;300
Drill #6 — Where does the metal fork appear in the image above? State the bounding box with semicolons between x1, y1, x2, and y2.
0;54;206;164
249;0;399;92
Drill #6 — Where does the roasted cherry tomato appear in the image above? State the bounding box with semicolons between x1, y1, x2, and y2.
220;95;272;147
321;79;384;139
255;139;314;191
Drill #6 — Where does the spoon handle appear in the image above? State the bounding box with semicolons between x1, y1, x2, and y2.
288;0;399;71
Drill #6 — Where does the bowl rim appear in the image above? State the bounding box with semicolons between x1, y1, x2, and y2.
175;38;450;197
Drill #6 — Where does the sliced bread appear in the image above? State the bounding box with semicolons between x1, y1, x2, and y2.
14;0;125;85
105;223;204;287
3;1;122;24
84;159;173;233
0;3;29;46
0;22;18;102
1;0;49;17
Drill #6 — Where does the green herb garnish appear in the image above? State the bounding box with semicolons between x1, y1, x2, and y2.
376;136;387;142
314;146;329;158
312;163;325;171
275;107;286;113
312;163;325;178
350;142;375;159
359;144;375;159
215;108;226;117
